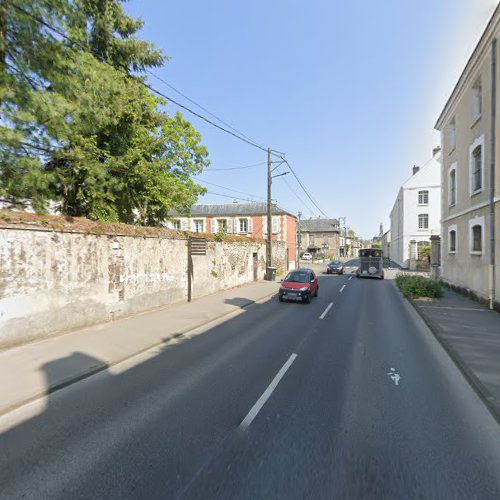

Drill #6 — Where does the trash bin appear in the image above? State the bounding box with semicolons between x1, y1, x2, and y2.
266;267;277;281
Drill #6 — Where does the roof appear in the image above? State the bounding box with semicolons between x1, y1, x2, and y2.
300;218;339;233
169;202;295;218
435;3;500;129
402;154;441;190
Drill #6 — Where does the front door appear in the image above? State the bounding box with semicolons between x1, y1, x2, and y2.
253;253;258;281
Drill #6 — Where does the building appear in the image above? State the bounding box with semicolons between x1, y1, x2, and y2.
299;218;340;258
435;4;500;308
168;203;297;269
381;230;391;260
390;152;441;269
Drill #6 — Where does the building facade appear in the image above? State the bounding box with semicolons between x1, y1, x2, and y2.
390;154;441;268
299;218;340;258
381;230;391;260
169;203;297;269
435;5;500;308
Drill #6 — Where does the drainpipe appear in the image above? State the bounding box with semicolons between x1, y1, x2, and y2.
489;37;497;309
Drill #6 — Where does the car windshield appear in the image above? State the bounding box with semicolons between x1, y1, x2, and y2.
330;261;341;265
284;272;309;283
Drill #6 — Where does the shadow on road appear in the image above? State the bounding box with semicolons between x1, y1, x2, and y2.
0;295;281;498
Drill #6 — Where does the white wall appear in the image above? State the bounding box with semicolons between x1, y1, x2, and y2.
0;226;287;349
390;157;441;267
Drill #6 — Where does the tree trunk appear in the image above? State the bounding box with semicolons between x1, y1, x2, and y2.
0;0;7;79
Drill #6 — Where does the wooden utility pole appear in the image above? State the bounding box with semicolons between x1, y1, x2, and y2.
266;146;272;279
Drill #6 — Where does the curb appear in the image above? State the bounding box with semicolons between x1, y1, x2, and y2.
0;289;278;418
394;283;500;427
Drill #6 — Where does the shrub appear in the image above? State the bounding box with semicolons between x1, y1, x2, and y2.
395;273;442;299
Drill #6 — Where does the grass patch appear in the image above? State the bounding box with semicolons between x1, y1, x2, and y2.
395;273;442;299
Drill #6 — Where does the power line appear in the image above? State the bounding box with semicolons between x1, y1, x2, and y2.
282;159;329;217
197;179;266;201
206;161;266;172
146;72;264;150
280;174;317;217
204;190;262;204
8;2;269;153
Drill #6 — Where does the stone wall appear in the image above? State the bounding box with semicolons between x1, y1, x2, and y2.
0;226;286;349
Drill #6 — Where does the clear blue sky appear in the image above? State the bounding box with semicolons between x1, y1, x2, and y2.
125;0;498;239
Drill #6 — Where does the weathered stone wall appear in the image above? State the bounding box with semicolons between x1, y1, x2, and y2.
0;226;286;349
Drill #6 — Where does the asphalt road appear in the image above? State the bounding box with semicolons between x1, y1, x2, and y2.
1;274;500;499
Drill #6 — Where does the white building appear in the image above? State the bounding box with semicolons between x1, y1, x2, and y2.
390;152;442;268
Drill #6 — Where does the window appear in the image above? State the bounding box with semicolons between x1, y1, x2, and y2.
469;216;485;254
418;213;429;230
472;225;482;252
449;118;456;151
469;136;484;195
448;225;457;253
418;190;429;205
272;216;279;234
471;145;482;193
471;80;482;122
194;219;204;233
238;218;248;233
449;165;457;206
217;219;227;231
172;220;181;230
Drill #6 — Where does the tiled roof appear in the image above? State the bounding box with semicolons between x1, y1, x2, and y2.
300;218;339;233
169;202;295;217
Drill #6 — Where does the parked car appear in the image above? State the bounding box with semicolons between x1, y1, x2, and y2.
279;269;319;304
326;261;344;274
301;252;313;261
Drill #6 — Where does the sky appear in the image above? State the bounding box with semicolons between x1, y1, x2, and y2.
124;0;498;239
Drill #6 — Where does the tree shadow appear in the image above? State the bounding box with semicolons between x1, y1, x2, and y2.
0;297;281;499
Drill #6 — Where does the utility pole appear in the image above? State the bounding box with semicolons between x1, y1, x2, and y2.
297;211;302;269
266;146;272;279
338;216;347;258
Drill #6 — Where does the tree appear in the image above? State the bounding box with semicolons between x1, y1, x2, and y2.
0;0;208;221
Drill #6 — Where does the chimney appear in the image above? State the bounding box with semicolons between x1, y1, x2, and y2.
412;165;420;176
432;146;441;157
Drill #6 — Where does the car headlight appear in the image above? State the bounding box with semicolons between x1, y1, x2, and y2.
300;287;308;292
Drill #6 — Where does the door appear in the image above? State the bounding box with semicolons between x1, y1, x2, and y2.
253;253;258;281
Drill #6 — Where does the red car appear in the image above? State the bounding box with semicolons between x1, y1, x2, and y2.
279;269;319;304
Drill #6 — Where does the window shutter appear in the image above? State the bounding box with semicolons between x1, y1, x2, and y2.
248;217;253;234
272;216;278;234
210;219;216;233
227;219;233;234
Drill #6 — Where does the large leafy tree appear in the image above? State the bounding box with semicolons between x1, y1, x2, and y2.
0;0;208;222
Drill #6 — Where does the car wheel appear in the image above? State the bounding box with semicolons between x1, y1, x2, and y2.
279;295;284;302
304;292;311;304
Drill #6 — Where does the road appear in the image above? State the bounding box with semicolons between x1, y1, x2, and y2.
1;272;500;499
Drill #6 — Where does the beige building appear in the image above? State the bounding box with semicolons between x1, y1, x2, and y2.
381;230;391;260
299;218;340;258
435;4;500;309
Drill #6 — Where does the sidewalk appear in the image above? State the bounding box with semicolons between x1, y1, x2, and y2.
410;287;500;423
0;280;279;416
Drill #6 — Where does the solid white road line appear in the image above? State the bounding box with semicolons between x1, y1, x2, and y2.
339;285;346;293
320;302;334;320
348;276;353;281
240;353;297;429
